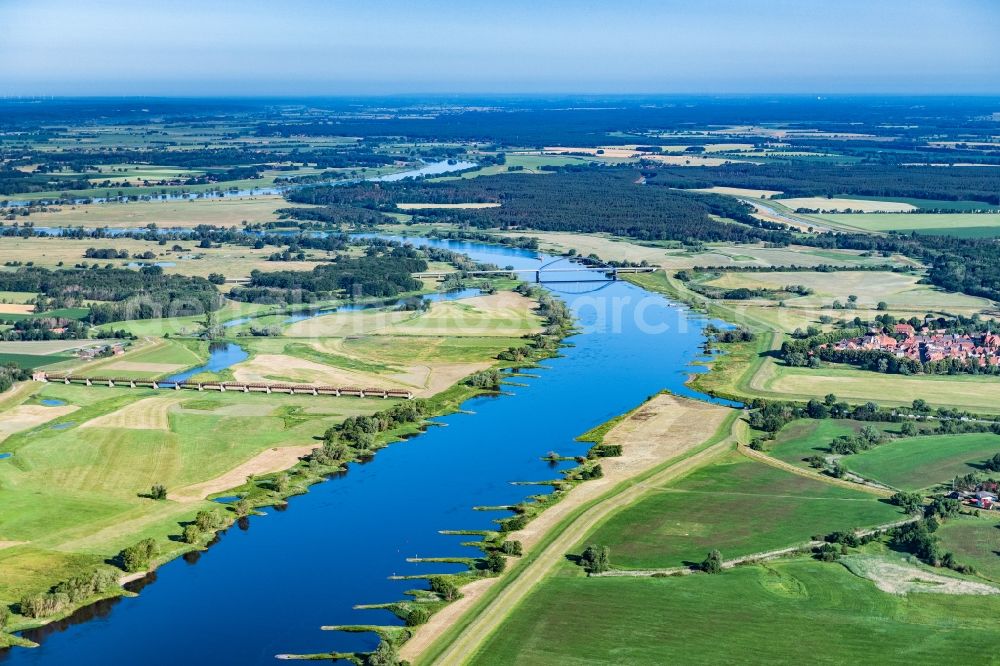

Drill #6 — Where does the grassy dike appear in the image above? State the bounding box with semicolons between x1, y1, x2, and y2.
415;409;743;665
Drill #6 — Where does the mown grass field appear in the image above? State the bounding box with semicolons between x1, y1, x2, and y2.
582;453;901;569
702;270;991;314
751;360;1000;414
815;213;1000;237
843;433;1000;491
470;559;1000;665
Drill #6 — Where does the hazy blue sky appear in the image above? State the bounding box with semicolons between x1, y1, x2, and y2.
1;0;997;96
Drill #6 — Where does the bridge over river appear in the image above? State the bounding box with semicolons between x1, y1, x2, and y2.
33;372;412;399
225;265;655;285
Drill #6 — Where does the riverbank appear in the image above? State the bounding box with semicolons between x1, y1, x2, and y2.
409;398;741;664
0;284;565;650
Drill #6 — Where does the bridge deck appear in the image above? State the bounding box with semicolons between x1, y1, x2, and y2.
34;373;412;399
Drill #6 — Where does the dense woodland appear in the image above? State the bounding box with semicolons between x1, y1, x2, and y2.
650;164;1000;205
0;266;222;324
230;248;426;303
289;168;789;243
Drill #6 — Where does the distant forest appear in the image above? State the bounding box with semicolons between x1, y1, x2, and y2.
288;169;790;243
652;164;1000;205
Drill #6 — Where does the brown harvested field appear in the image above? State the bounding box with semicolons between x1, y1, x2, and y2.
692;186;784;198
401;394;734;663
0;236;328;280
777;197;917;213
168;445;318;502
0;304;35;315
230;352;488;398
99;361;188;374
0;404;78;442
383;292;542;337
232;354;383;387
79;396;181;431
23;195;292;228
640;154;752;167
283;309;414;338
396;203;500;210
0;340;93;355
543;146;638;158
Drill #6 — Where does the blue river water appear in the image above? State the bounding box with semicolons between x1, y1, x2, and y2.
1;236;733;665
1;160;477;210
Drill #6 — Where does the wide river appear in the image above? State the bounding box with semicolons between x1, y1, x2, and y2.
2;235;731;665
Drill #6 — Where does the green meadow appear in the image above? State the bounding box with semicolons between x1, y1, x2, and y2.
582;453;901;569
936;517;1000;583
470;559;1000;665
0;383;393;609
843;433;1000;491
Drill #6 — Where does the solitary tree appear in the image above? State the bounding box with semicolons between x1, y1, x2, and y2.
701;549;723;574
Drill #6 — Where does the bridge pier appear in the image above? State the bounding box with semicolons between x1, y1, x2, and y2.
63;377;70;385
243;385;249;393
85;378;92;387
129;380;136;388
197;383;204;391
218;384;225;392
152;381;159;389
174;382;181;390
265;386;271;394
107;380;115;388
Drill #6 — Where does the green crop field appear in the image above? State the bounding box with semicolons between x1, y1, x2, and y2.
843;433;1000;491
582;453;901;569
0;352;73;369
0;307;90;323
471;559;1000;665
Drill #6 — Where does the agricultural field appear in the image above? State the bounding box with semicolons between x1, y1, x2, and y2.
750;360;1000;414
777;197;918;212
700;270;992;315
0;236;327;280
19;196;293;229
470;559;1000;665
581;452;901;569
815;213;1000;238
842;433;1000;491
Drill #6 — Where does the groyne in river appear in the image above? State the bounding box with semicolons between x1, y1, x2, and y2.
2;235;732;665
